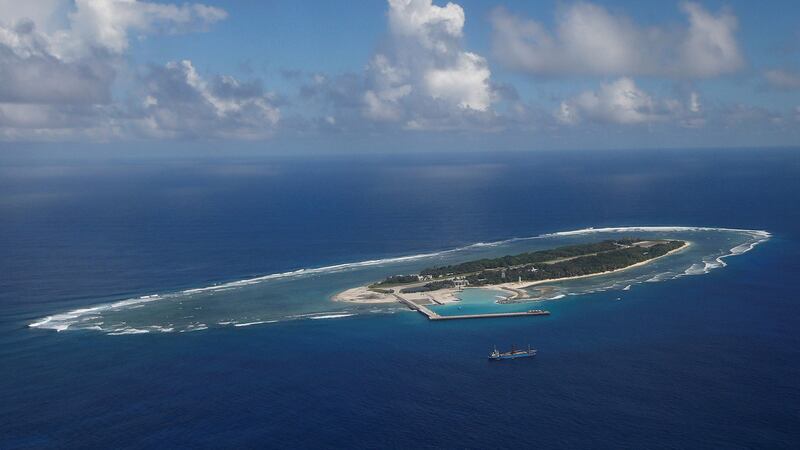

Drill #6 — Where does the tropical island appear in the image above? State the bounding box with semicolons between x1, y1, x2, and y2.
334;238;689;312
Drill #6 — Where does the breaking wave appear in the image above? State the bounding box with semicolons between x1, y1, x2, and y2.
232;320;277;327
29;226;770;334
308;314;356;320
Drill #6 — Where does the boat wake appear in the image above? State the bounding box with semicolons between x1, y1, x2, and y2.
29;226;770;334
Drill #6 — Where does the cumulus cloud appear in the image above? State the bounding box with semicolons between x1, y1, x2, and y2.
557;77;704;126
0;25;115;105
134;60;280;139
490;2;743;78
0;0;228;140
387;0;464;51
62;0;227;57
764;69;800;90
362;54;413;121
361;0;495;129
0;0;226;62
424;52;491;110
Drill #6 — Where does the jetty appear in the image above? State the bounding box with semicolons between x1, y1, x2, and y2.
335;239;690;312
393;294;550;321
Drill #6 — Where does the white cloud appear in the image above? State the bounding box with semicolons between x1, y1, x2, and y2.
135;60;280;139
0;1;66;34
764;69;800;90
679;2;742;78
0;103;123;141
362;54;412;121
0;37;115;105
387;0;464;51
361;0;494;128
424;51;491;110
0;0;226;61
0;1;243;141
491;2;743;78
557;77;704;126
62;0;227;57
558;78;656;124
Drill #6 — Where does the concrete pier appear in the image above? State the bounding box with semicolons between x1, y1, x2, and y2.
394;294;550;321
429;310;550;321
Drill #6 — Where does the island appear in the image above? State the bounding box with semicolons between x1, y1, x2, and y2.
334;238;689;320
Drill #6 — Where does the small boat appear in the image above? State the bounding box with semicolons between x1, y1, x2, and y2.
488;344;537;361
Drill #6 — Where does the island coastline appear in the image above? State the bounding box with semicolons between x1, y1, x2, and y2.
333;240;690;306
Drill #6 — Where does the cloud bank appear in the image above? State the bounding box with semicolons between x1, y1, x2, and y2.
557;78;704;127
0;0;795;146
134;60;280;139
491;2;743;78
0;0;232;140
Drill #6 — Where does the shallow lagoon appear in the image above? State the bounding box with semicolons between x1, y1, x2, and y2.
5;149;799;448
430;288;537;316
30;227;769;333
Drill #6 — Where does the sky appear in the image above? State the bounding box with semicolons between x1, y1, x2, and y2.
0;0;799;153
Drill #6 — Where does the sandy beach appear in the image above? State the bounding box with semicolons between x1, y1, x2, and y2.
496;240;691;295
334;240;691;305
332;285;462;304
332;286;398;303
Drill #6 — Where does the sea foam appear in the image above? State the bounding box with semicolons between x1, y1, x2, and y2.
308;314;355;320
233;320;278;327
29;226;770;334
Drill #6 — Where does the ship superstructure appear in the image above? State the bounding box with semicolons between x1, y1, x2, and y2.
489;344;537;361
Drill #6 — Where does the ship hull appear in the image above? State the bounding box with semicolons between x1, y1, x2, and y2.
488;351;536;361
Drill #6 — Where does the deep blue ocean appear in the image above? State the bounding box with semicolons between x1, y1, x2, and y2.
1;148;799;448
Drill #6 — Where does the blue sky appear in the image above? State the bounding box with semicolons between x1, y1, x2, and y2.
0;0;799;152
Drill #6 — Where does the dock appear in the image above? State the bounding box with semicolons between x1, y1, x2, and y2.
393;294;550;321
428;310;551;321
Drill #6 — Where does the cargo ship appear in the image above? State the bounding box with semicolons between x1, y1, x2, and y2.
488;344;537;361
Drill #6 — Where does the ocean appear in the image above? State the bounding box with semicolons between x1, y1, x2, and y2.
1;148;799;448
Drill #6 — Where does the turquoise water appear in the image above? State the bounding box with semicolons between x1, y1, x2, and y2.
432;288;541;315
28;227;768;333
3;149;798;448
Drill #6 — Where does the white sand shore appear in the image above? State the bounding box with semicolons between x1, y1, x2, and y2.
333;240;690;305
495;240;690;294
332;286;397;303
332;285;462;304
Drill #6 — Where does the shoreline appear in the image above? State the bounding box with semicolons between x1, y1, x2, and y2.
333;240;691;305
494;240;691;299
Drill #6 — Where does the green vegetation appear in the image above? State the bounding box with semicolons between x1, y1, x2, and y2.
420;239;640;277
372;274;420;287
465;240;684;286
378;239;686;292
368;287;395;294
400;280;455;294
